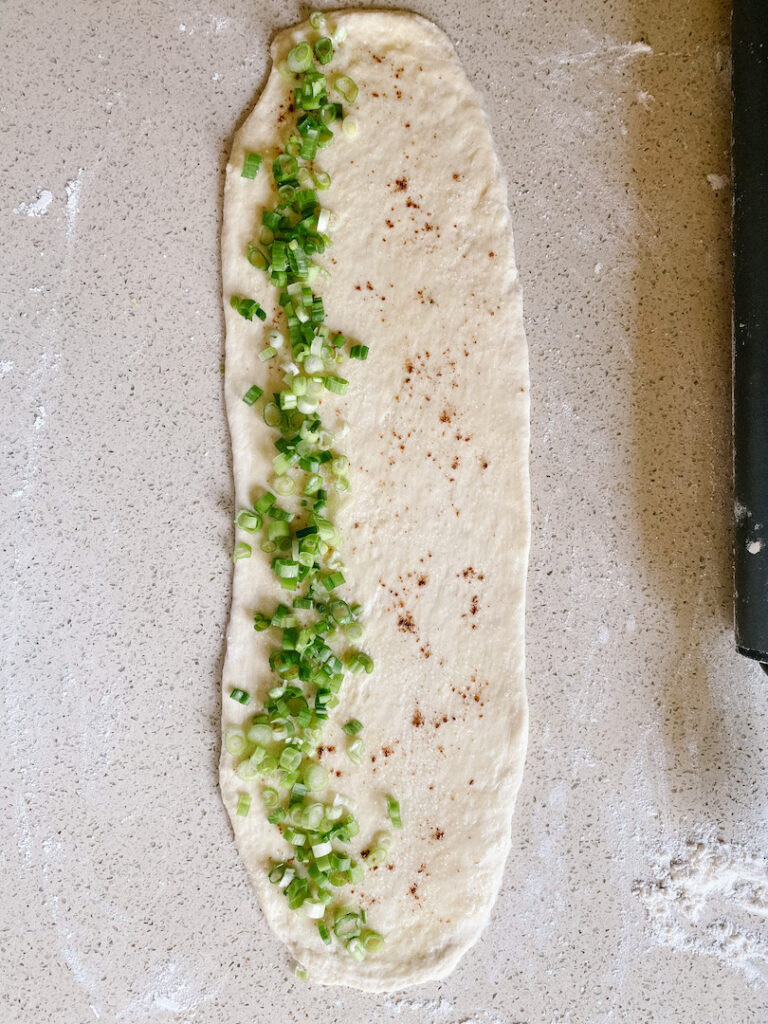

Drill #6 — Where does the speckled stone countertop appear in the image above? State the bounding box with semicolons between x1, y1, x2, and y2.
3;1;768;1022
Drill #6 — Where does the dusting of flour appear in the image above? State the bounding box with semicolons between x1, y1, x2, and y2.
635;834;768;985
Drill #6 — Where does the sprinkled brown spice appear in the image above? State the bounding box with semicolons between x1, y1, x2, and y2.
394;177;408;191
406;197;420;209
381;746;393;757
432;828;445;841
385;218;394;228
439;409;451;423
417;575;427;587
409;883;419;898
452;172;462;181
397;611;416;634
412;709;425;727
470;595;479;616
488;251;495;258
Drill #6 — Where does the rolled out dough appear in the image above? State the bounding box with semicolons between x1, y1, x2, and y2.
220;10;530;990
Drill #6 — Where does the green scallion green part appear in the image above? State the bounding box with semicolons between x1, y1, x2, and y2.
241;151;263;179
253;491;276;514
236;509;262;532
334;75;358;103
236;793;252;816
342;116;357;138
233;542;252;562
229;687;251;705
387;796;403;829
226;45;382;955
230;295;267;321
309;10;326;30
243;384;264;405
323;375;349;395
295;966;308;981
314;37;333;65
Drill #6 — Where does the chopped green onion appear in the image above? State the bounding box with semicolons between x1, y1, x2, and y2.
362;930;384;953
233;541;252;562
350;344;369;360
347;737;364;764
287;42;313;73
314;37;333;64
322;571;345;590
309;10;326;30
262;787;279;808
236;509;262;532
343;719;363;735
317;920;331;944
387;796;402;829
342;116;358;138
366;846;387;867
242;384;263;405
295;966;308;981
323;375;348;395
236;793;252;816
225;727;248;756
334;75;358;103
247;243;269;270
231;295;267;321
241;151;263;179
229;687;251;705
279;746;302;772
305;763;329;791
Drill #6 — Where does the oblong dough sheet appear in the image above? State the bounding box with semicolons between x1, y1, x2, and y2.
220;10;530;991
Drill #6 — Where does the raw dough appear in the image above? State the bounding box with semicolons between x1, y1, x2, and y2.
220;10;529;990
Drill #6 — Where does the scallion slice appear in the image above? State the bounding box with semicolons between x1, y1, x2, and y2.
241;151;263;179
224;727;248;756
342;719;363;735
236;509;262;532
229;687;251;705
287;42;313;73
333;75;358;103
233;541;252;562
387;796;403;829
314;37;333;65
242;384;263;405
236;793;252;816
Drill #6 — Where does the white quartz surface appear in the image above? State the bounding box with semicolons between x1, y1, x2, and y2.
4;1;768;1022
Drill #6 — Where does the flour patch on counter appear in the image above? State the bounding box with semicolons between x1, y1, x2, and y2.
15;188;54;217
635;833;768;984
65;169;84;243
